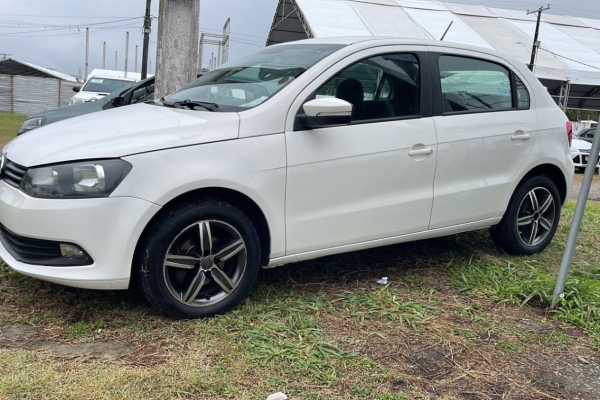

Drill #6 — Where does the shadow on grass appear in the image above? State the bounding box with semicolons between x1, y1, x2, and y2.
0;229;495;323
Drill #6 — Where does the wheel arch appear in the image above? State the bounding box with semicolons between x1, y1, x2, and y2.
133;187;272;270
519;163;568;204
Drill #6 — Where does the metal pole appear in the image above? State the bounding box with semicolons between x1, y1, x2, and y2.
141;0;152;79
115;51;118;70
135;45;138;73
199;33;204;71
124;31;129;78
527;5;550;72
85;27;89;78
552;115;600;305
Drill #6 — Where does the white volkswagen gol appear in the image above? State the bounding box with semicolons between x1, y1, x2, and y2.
0;38;573;318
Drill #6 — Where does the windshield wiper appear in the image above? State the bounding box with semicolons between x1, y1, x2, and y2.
161;98;220;112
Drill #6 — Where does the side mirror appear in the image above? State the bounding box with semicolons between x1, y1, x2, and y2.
72;86;81;93
298;98;353;129
112;96;125;107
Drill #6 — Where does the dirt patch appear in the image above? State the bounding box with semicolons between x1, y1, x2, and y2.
513;353;600;399
317;287;600;400
0;323;157;363
570;172;600;200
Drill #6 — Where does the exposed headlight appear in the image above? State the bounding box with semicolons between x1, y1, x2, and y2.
17;117;46;135
20;159;132;199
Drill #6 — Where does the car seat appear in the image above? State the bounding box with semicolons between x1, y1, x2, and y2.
336;79;365;120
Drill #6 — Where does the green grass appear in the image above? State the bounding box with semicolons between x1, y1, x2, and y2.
451;203;600;346
0;112;24;147
0;201;599;398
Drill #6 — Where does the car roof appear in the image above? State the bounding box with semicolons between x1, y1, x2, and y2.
89;76;137;81
286;36;495;52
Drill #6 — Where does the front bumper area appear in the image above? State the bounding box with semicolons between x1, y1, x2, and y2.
0;181;161;290
572;153;599;169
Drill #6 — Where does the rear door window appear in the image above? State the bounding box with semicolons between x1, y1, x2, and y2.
439;55;513;114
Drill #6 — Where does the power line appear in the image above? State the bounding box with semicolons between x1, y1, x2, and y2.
200;26;267;40
0;17;144;36
0;13;143;18
1;24;142;38
539;47;600;71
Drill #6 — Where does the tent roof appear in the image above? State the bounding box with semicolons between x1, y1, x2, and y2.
266;0;600;108
0;58;77;82
266;0;600;82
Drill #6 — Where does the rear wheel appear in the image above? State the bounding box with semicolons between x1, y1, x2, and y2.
490;176;561;255
137;199;261;319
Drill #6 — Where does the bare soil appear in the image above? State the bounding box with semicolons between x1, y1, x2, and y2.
570;171;600;201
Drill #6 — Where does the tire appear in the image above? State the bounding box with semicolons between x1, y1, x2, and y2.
136;199;261;319
490;176;561;255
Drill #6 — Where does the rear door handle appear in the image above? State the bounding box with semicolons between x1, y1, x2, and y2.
511;133;531;141
408;148;434;156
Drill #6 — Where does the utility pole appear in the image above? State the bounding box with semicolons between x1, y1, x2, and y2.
125;31;129;78
141;0;152;79
85;27;89;78
527;4;550;72
135;45;139;73
102;42;106;69
155;0;200;98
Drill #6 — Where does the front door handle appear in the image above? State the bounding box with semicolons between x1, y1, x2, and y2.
511;132;531;141
408;148;434;156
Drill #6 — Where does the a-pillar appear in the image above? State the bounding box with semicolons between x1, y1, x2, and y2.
155;0;200;99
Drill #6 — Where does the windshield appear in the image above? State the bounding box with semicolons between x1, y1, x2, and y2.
102;77;154;102
83;77;135;93
165;43;345;111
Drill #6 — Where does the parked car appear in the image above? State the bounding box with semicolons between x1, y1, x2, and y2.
571;135;599;171
0;38;573;319
70;69;140;105
577;127;596;143
18;77;156;135
18;74;203;135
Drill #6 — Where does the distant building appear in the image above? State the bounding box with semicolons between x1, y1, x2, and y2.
0;58;78;116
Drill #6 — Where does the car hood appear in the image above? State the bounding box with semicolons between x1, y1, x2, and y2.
4;103;240;167
30;100;107;125
571;138;592;151
73;91;110;101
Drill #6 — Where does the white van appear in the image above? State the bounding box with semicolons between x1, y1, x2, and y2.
69;69;141;105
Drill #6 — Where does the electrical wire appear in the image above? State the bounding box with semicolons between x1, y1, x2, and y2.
0;17;144;36
539;47;600;71
0;13;143;18
1;22;144;38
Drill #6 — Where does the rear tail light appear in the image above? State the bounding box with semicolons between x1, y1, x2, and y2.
566;121;573;146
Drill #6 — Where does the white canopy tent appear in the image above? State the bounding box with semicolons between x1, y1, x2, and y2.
266;0;600;110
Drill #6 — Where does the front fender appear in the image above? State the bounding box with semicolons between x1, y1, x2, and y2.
113;135;287;258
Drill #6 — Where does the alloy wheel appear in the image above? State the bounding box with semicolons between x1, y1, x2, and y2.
163;220;247;307
516;187;556;247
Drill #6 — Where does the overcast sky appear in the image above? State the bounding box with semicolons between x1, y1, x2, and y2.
0;0;598;79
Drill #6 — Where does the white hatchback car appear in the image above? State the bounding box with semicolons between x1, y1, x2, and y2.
0;38;573;318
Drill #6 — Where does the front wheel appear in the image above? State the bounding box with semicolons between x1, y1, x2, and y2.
490;176;561;255
136;199;261;319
